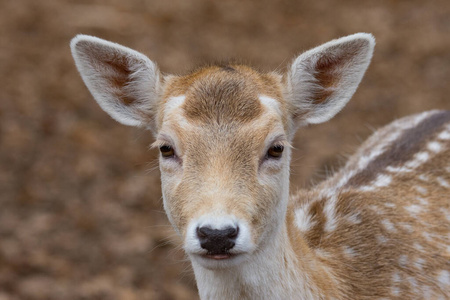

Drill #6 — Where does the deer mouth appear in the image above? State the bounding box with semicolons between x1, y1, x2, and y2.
194;251;247;268
203;253;236;260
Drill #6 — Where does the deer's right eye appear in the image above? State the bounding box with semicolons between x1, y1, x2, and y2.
159;145;175;158
267;144;284;159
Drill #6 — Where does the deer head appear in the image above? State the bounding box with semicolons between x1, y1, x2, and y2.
70;33;375;270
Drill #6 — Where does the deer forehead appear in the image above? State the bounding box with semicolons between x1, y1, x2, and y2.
159;65;286;127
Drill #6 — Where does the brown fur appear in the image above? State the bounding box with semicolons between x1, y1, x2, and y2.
159;65;285;128
291;111;450;299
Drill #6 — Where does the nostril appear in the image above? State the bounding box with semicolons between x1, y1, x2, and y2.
225;226;239;239
197;227;207;239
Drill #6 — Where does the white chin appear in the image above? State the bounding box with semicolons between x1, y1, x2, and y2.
189;253;249;270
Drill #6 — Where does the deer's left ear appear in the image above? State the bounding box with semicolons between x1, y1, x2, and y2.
286;33;375;127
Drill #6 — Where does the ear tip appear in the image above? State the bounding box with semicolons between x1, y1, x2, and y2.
350;32;376;50
357;32;375;44
70;34;94;57
70;34;88;47
70;34;103;51
69;35;156;69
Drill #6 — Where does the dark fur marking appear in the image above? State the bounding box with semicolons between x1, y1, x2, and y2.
221;66;236;72
346;111;450;187
76;40;138;106
312;40;366;105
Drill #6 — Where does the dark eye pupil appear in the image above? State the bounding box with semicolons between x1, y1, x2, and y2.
159;145;174;157
268;145;284;158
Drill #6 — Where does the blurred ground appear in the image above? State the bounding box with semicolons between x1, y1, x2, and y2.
0;0;449;299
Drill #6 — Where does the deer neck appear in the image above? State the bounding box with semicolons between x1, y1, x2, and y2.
191;214;338;300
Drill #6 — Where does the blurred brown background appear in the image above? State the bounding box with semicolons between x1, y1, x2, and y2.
1;0;449;299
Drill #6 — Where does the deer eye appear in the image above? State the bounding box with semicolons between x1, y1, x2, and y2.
267;145;284;158
159;145;175;158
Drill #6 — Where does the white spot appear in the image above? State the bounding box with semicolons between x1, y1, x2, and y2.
357;148;384;170
259;95;281;115
437;177;450;188
414;257;425;270
335;170;356;190
315;249;331;258
356;155;372;169
414;152;430;163
381;219;397;233
405;204;422;216
438;130;450;140
384;202;396;208
440;208;450;222
413;243;424;251
374;174;392;187
416;196;429;206
377;235;388;244
165;95;186;113
392;272;401;283
405;151;430;169
427;141;442;153
164;95;191;127
369;205;382;214
398;254;408;267
422;232;433;242
386;165;413;173
391;287;400;297
342;246;356;258
295;204;316;232
408;277;418;292
437;270;450;288
323;195;338;232
400;223;414;233
391;273;401;297
415;186;428;195
422;285;432;299
359;174;392;192
412;111;435;125
346;213;362;225
418;174;429;182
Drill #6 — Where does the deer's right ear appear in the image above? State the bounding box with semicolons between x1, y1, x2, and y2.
70;35;160;128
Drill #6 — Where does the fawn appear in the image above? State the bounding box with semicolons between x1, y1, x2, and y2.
71;33;449;299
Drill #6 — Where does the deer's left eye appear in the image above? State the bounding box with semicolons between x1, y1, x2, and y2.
267;145;284;158
160;145;175;158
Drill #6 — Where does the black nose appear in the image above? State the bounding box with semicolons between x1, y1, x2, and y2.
196;226;239;255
